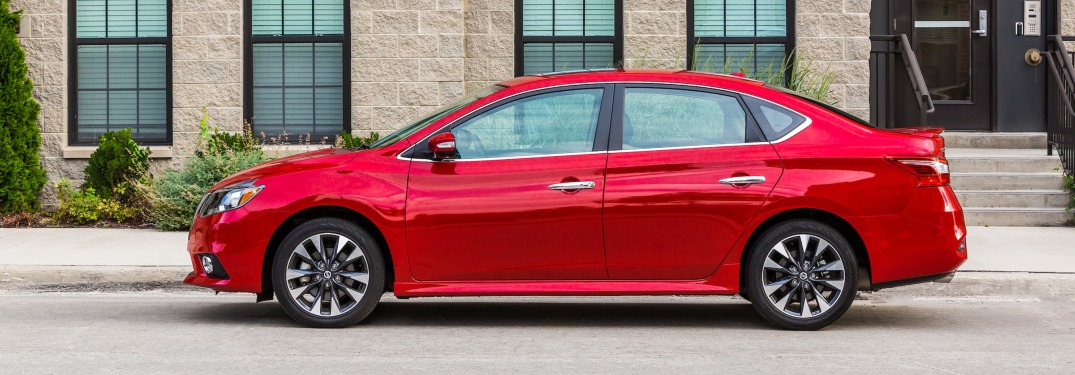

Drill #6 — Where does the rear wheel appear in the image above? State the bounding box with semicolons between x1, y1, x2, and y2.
272;218;386;328
745;219;858;330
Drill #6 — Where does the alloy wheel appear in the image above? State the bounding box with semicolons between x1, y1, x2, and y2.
284;233;370;317
760;234;847;318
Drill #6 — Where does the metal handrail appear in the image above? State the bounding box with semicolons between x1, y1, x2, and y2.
896;34;936;115
1044;35;1075;173
869;34;935;128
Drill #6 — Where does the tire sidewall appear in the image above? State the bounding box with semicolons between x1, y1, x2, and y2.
746;219;859;330
272;218;386;328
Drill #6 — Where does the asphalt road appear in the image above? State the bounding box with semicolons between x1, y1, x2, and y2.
1;276;1074;374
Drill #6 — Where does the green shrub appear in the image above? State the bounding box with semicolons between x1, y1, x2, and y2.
0;1;46;213
196;108;262;157
148;150;267;230
83;129;150;202
147;110;268;230
335;132;381;149
53;179;136;225
689;45;837;104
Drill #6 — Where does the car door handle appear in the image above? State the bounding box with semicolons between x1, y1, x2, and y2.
548;181;596;191
719;176;766;186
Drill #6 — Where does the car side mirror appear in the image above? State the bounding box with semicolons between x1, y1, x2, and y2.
428;132;457;161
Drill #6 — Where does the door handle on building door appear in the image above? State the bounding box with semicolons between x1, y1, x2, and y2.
973;10;988;36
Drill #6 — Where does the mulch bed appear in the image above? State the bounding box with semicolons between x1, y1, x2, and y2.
0;212;157;229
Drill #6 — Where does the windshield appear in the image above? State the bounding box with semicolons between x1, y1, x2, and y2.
763;84;870;127
369;85;506;148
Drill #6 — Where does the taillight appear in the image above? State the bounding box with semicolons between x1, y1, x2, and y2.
885;156;950;187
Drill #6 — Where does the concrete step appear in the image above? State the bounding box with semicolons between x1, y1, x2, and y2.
955;190;1071;208
946;149;1062;173
950;172;1067;190
942;132;1047;149
963;207;1073;226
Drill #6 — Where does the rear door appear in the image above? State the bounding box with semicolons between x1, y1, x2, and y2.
603;84;783;279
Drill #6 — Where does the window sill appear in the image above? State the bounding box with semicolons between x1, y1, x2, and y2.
63;146;174;159
261;144;333;158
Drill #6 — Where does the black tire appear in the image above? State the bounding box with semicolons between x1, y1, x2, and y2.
745;219;858;330
272;218;386;328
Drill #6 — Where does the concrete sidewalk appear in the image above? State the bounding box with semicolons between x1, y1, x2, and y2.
0;226;1073;286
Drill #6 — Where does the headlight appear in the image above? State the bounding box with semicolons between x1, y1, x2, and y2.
197;180;265;217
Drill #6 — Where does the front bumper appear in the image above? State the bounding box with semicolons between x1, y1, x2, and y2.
183;207;280;293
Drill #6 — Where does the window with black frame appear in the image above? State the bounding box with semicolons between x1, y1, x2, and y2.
687;0;793;83
515;0;622;76
246;0;349;143
71;0;171;145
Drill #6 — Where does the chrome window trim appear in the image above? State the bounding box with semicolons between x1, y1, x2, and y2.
396;80;812;163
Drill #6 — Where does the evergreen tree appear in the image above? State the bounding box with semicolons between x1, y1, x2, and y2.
0;0;46;213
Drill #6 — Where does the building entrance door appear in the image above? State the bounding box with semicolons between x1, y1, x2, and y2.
894;0;993;130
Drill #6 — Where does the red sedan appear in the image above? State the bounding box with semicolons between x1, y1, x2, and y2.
185;69;967;330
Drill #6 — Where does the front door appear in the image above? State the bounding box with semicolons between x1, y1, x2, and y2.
895;0;992;130
405;86;612;281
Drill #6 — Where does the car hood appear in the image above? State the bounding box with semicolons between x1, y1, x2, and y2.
211;148;362;190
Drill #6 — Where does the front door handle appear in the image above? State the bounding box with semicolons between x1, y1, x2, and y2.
548;181;596;191
719;176;766;186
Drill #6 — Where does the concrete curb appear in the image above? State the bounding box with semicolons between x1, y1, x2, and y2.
2;266;1073;299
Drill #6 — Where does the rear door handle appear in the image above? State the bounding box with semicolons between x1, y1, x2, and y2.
548;181;596;191
719;176;766;186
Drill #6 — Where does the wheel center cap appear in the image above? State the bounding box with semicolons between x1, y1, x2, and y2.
799;272;809;281
323;271;332;279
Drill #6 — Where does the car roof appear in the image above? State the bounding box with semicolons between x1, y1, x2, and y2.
496;68;768;88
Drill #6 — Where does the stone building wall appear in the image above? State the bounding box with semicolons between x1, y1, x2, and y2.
623;0;687;69
13;0;72;199
794;0;873;120
349;0;466;136
12;0;882;202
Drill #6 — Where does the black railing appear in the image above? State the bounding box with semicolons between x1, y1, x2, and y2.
870;34;935;128
1044;35;1075;174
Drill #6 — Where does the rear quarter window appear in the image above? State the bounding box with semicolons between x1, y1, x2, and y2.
743;96;807;142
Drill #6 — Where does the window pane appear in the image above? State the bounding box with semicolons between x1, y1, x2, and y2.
76;0;167;38
522;0;615;37
522;43;614;75
252;42;344;139
77;0;107;38
743;96;806;141
693;43;785;83
252;0;344;36
622;88;747;149
695;0;785;37
76;44;168;144
451;89;604;159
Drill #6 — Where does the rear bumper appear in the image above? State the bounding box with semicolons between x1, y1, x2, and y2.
872;271;956;291
855;185;968;286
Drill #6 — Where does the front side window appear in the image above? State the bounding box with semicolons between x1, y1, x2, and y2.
450;88;604;159
246;0;348;143
688;0;792;83
516;0;622;75
621;88;750;150
72;0;171;145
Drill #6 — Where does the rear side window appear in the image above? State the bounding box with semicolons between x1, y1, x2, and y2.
743;96;808;141
621;88;751;150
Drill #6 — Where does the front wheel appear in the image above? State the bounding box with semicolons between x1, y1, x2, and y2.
745;219;858;330
272;218;386;328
